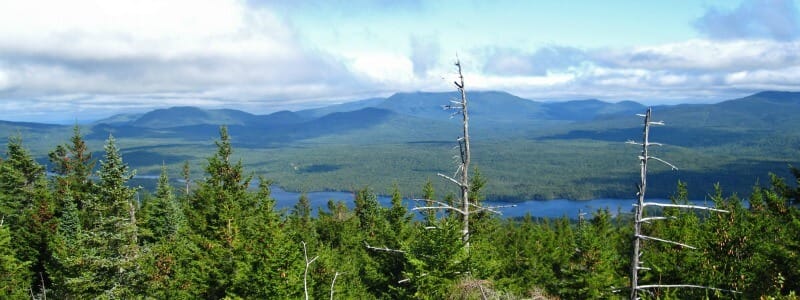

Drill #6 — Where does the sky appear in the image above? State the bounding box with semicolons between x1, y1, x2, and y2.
1;0;800;123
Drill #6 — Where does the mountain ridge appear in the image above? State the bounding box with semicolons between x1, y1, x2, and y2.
0;90;798;200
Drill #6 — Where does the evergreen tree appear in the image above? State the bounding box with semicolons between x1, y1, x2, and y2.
141;164;182;243
184;126;251;298
51;134;143;298
233;177;303;298
387;183;412;231
421;179;436;224
0;136;54;295
0;135;44;231
180;126;305;298
290;192;315;243
48;125;96;212
0;220;30;298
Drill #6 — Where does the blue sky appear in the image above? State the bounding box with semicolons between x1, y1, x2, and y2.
0;0;799;122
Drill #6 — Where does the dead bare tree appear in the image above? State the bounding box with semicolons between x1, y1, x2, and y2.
411;59;514;252
329;271;343;300
627;108;735;299
301;241;318;300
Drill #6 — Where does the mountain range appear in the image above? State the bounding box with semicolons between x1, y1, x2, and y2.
1;90;799;200
84;90;650;144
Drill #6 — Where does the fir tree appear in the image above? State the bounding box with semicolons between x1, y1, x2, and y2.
48;125;96;212
0;136;53;294
0;220;30;299
141;164;182;242
52;134;142;298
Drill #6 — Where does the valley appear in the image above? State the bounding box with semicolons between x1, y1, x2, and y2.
2;90;799;201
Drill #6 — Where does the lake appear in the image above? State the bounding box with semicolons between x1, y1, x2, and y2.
268;186;716;219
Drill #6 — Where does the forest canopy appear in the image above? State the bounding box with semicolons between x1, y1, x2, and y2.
0;126;798;299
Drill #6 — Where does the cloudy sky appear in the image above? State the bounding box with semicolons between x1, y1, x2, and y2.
1;0;799;123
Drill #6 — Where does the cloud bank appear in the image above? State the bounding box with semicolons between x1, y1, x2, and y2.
0;0;799;122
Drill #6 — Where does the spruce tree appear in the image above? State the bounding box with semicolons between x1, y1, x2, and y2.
52;134;142;298
183;126;255;298
48;125;96;212
141;164;182;242
0;220;30;299
0;136;53;294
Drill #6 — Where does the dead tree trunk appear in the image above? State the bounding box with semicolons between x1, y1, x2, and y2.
412;59;514;253
455;60;471;248
629;108;654;299
627;108;734;299
302;241;318;300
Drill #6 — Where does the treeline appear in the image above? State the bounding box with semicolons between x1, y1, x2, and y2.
1;126;799;299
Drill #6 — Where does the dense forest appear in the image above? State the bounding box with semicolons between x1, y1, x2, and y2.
1;125;799;299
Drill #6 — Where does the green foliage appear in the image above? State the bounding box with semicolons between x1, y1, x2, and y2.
0;135;55;295
48;125;97;212
0;221;30;299
1;127;799;299
52;134;144;298
140;164;184;243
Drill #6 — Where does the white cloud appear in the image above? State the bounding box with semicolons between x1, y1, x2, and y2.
601;39;800;71
693;0;800;41
0;0;362;121
1;0;800;122
348;53;415;85
471;38;800;103
0;68;8;90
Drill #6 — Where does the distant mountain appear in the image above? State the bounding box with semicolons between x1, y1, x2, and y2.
538;91;800;147
86;107;404;145
9;90;799;146
657;91;800;130
89;91;649;136
1;90;798;200
377;91;548;124
129;106;258;128
341;91;647;124
541;99;644;121
0;120;63;131
296;97;385;119
249;110;307;128
94;112;144;125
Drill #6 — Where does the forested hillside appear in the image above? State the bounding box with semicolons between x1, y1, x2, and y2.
1;91;799;200
0;126;798;299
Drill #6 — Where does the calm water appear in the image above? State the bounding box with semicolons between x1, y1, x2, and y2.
269;186;715;219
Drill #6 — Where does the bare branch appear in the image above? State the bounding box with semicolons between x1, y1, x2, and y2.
639;216;677;222
398;273;428;284
330;272;344;300
302;241;318;300
411;198;466;215
637;284;741;294
636;235;697;250
413;206;465;215
642;202;728;213
647;156;678;170
437;173;464;187
469;202;517;215
364;241;406;254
